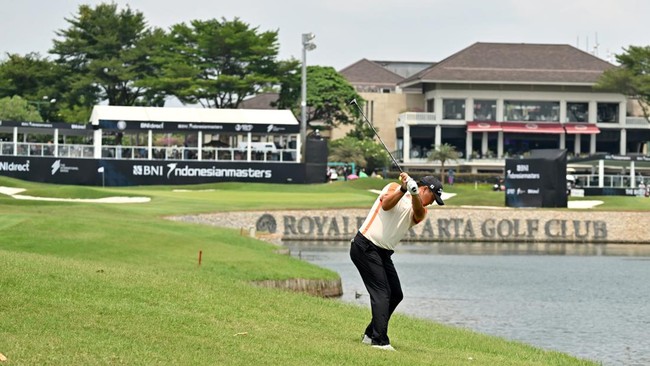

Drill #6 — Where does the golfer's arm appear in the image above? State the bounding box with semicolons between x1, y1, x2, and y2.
411;195;427;223
381;183;404;210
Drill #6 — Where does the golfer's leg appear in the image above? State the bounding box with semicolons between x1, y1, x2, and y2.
350;236;391;345
384;254;403;317
350;236;378;339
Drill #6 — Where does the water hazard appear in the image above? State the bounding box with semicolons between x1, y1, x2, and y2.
285;242;650;366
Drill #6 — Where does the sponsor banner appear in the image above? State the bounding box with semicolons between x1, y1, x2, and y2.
103;160;304;185
604;154;650;162
505;150;568;208
0;156;308;186
97;119;299;134
583;187;650;196
0;121;89;130
0;156;98;185
504;159;544;207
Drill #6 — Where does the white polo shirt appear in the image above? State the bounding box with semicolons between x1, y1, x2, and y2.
359;182;426;250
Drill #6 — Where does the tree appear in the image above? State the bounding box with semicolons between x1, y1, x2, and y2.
357;138;392;174
0;53;65;121
428;143;460;183
596;45;650;121
145;17;282;109
346;115;377;141
328;137;367;169
0;96;43;122
50;3;163;107
274;59;301;109
276;65;363;131
328;136;391;174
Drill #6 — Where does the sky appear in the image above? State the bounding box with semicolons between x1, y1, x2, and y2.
1;0;649;70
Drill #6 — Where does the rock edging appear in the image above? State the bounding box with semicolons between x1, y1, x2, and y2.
251;278;342;298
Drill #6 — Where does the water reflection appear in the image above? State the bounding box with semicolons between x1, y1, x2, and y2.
284;241;650;366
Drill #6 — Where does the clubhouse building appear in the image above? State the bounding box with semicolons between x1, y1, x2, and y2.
338;42;650;172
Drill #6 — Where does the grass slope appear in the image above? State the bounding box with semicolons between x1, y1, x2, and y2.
0;177;604;365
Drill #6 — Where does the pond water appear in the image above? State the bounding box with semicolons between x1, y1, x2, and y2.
284;242;650;366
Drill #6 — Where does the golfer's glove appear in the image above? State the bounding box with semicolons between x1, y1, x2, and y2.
407;179;418;195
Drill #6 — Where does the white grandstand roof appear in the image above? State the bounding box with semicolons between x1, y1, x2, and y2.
89;105;298;126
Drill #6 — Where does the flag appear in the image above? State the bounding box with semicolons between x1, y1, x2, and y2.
97;167;105;173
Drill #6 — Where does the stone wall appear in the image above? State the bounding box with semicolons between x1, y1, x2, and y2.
168;207;650;244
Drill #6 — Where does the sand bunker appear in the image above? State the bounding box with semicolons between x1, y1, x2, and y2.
0;187;150;203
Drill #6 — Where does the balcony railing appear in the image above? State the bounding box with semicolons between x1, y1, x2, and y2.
398;112;436;124
0;142;94;158
0;142;298;162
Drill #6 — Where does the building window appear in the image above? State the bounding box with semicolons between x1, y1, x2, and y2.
597;103;619;123
567;102;588;122
443;99;465;120
504;100;559;122
426;98;434;113
473;100;496;121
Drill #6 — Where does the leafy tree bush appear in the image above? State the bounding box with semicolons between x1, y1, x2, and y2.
0;96;42;122
328;136;390;175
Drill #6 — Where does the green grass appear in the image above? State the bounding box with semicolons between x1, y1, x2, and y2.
0;177;607;365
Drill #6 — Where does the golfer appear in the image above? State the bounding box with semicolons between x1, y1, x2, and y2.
350;172;444;351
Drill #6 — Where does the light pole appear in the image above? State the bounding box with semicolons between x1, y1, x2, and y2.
301;32;316;162
28;96;57;121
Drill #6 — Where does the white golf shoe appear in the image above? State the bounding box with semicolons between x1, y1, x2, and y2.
372;344;396;351
361;334;372;345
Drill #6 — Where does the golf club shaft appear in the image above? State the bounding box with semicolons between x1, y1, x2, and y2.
350;99;404;173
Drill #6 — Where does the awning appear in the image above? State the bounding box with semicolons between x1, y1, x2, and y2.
467;121;502;132
564;123;600;134
501;122;564;134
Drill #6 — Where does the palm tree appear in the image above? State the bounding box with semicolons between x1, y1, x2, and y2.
428;143;460;183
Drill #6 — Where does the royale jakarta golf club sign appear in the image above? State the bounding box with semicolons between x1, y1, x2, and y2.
255;212;608;242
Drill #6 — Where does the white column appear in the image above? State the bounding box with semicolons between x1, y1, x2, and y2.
147;130;153;160
434;125;442;148
403;125;411;163
560;100;567;123
197;131;203;161
598;159;604;187
574;134;581;156
630;161;636;188
54;129;59;157
435;98;443;122
590;134;597;154
588;101;597;123
246;132;252;161
466;132;472;161
620;129;627;155
465;98;474;121
93;129;102;158
13;127;18;155
481;132;488;156
619;101;627;126
496;99;504;122
559;133;566;150
296;133;302;163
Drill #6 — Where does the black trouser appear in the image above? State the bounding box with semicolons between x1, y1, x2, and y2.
350;231;403;346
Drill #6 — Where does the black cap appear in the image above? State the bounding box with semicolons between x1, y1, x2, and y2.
419;176;444;205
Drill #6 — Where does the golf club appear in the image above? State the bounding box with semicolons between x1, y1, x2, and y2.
349;99;404;173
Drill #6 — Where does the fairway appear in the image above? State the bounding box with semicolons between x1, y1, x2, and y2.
0;176;607;365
